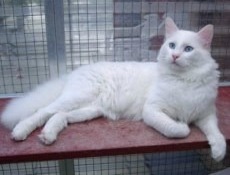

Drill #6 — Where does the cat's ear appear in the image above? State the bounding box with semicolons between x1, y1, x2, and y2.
165;17;179;39
197;24;214;49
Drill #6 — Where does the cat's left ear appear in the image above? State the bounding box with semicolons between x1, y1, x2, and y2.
197;24;214;49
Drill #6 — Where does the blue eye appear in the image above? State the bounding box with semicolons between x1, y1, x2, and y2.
184;46;193;52
169;42;176;49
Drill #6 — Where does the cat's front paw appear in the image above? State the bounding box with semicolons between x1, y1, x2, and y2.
164;122;190;138
210;135;226;162
38;131;57;145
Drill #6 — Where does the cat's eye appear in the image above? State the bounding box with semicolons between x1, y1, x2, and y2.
169;42;176;49
184;46;194;52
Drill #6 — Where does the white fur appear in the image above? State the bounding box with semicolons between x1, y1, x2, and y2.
1;17;226;161
1;78;66;130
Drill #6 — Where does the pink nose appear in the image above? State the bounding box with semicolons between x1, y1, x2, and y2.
172;54;180;61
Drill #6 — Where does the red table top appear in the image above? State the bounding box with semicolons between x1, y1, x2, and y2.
0;87;229;164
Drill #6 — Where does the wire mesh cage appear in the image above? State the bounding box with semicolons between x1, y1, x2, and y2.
0;0;230;95
0;149;230;175
0;160;59;175
0;0;48;95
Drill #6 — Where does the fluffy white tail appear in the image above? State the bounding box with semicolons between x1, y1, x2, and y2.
1;77;66;130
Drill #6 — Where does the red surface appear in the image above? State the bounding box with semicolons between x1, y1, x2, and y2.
0;88;229;164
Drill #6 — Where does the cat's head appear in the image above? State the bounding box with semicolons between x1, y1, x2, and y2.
157;17;215;72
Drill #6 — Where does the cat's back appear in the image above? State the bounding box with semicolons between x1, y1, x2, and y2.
75;61;157;97
70;61;157;83
68;62;157;120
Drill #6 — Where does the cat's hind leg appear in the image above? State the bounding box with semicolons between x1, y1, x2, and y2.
11;98;77;141
143;105;190;138
39;106;102;145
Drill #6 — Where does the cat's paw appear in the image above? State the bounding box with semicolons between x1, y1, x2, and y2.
11;123;30;141
38;131;57;145
210;135;226;162
164;122;190;138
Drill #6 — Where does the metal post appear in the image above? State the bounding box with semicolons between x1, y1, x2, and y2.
45;0;66;79
54;0;66;75
59;159;75;175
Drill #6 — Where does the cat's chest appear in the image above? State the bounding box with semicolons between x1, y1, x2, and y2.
153;79;216;122
164;84;200;106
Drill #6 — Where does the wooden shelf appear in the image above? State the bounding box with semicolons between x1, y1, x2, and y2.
0;87;229;164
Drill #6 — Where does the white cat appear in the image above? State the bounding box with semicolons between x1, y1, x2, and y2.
1;17;226;161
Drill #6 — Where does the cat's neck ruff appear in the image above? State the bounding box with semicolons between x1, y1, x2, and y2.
157;60;219;85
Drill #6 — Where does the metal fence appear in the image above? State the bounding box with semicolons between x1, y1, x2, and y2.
0;149;230;175
0;0;230;96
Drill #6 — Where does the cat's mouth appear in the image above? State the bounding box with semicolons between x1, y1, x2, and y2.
170;60;187;70
171;60;180;66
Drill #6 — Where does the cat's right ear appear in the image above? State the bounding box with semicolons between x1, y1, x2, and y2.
165;17;179;39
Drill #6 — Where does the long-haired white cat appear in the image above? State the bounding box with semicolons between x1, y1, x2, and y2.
1;17;226;161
